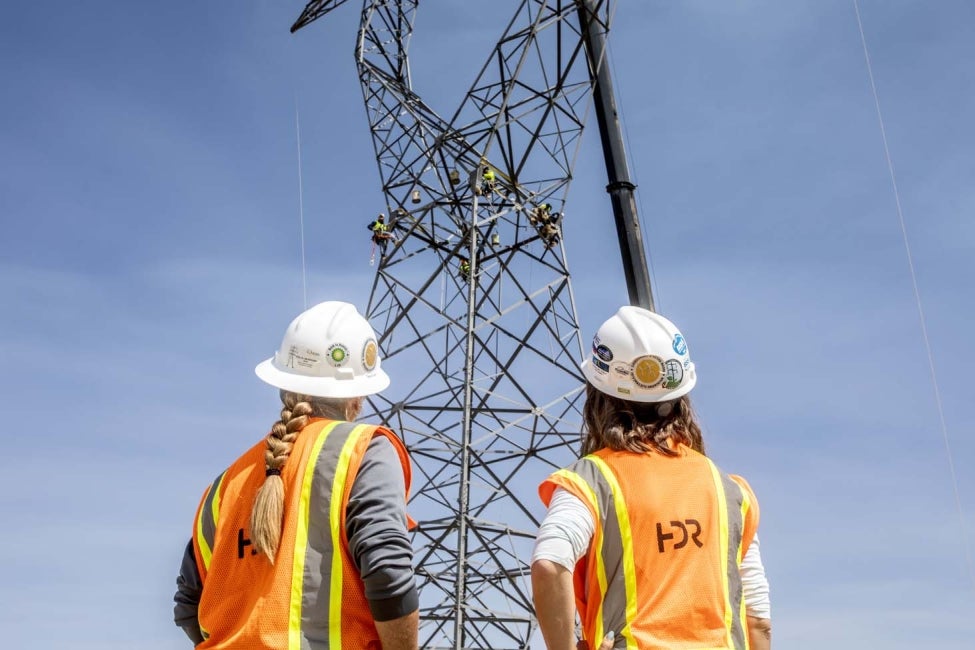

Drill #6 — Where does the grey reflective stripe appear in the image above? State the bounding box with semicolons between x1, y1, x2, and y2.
720;472;747;650
197;471;225;569
566;457;628;639
300;421;362;649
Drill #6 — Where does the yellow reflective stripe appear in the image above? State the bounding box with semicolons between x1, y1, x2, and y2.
588;457;638;650
195;485;213;570
706;458;733;649
195;473;225;572
550;469;598;511
328;424;368;649
210;481;222;536
737;486;751;564
738;486;751;647
551;469;607;640
289;420;342;650
740;602;749;650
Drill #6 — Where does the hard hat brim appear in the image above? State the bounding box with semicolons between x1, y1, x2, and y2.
255;357;391;399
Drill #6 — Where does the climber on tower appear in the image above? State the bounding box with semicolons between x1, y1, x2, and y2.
367;213;394;258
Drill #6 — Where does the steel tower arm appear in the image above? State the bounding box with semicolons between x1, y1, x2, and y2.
290;0;351;33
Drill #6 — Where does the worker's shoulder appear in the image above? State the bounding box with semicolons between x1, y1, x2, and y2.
361;423;409;455
220;437;268;475
727;473;759;505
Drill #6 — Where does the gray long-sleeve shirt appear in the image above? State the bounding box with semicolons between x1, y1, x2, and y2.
174;435;417;642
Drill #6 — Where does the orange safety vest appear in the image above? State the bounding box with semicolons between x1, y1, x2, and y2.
539;446;759;650
191;419;412;649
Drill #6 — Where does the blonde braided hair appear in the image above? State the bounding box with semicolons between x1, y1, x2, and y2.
249;390;363;562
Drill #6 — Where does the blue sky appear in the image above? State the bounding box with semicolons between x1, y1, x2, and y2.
2;1;973;648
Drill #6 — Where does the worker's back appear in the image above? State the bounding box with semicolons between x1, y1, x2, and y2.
543;446;758;649
191;419;404;649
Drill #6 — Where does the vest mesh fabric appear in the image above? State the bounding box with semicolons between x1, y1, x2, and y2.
540;446;758;650
192;419;410;649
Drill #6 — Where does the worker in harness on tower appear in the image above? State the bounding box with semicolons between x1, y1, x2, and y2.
173;302;419;650
529;203;561;248
538;208;562;249
367;213;394;258
458;256;472;283
480;166;496;196
531;307;771;650
529;202;552;225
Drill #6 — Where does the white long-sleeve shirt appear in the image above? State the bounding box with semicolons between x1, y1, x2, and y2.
532;487;771;619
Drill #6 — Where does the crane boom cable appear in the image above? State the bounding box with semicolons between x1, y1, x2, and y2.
296;100;308;309
604;0;661;308
852;0;974;593
579;0;655;310
607;37;662;312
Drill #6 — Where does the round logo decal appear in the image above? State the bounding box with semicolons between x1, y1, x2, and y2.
594;344;614;363
672;333;687;356
662;359;684;389
362;339;379;372
632;355;664;388
327;344;349;367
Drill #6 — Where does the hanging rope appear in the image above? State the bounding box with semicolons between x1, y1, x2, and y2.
295;99;308;309
853;0;974;593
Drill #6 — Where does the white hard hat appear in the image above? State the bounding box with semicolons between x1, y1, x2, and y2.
255;301;390;398
581;306;696;403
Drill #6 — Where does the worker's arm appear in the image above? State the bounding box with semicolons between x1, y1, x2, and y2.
532;488;600;650
345;436;419;645
740;535;771;649
747;615;771;650
532;559;577;650
375;609;419;650
173;539;205;645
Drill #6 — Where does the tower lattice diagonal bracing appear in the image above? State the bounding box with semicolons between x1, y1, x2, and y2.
292;2;616;647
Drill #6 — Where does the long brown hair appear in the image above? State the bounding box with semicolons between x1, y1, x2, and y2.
581;383;704;457
249;390;364;563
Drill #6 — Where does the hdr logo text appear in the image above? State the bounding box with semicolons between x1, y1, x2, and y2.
655;519;703;553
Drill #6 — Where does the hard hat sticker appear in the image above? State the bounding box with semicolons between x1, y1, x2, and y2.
672;334;687;356
662;359;684;389
362;340;379;372
591;355;610;373
593;344;614;362
611;362;631;378
327;344;349;367
632;355;664;388
285;345;320;370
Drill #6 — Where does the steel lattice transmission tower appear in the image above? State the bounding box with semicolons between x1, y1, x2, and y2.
292;2;617;648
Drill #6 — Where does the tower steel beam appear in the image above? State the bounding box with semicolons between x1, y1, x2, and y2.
292;2;619;647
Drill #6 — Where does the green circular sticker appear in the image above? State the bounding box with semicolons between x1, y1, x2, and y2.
327;344;349;366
